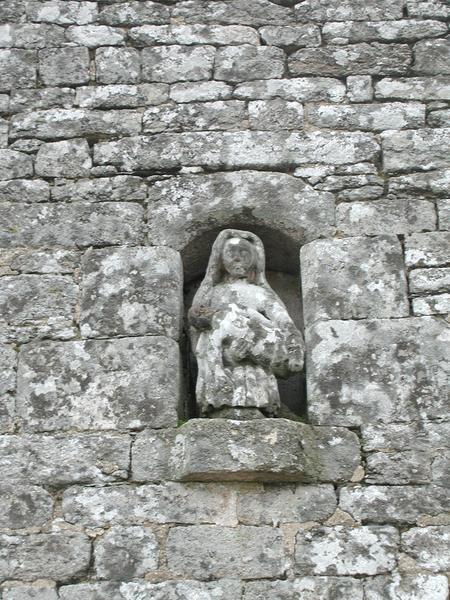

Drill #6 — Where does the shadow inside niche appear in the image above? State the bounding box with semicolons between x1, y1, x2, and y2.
181;227;307;421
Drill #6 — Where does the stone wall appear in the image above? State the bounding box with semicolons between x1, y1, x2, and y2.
0;0;450;598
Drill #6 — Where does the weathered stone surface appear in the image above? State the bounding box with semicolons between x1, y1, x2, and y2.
172;0;294;26
337;198;436;236
375;77;450;100
410;268;450;294
307;317;450;426
11;109;142;140
35;139;92;178
170;81;232;103
362;421;450;452
130;24;259;46
143;101;246;133
366;450;432;485
95;47;141;84
39;47;90;86
66;25;126;47
0;532;91;580
347;75;373;102
0;150;32;181
432;451;450;487
63;481;238;527
389;169;450;197
0;274;77;343
10;87;76;113
0;484;53;530
52;176;146;202
0;0;27;23
0;433;130;485
76;84;168;109
294;526;398;575
243;577;364;600
259;25;320;48
98;1;170;26
215;46;285;83
382;128;450;172
364;574;449;600
27;1;98;25
58;583;123;600
413;294;450;315
289;44;411;77
0;23;65;49
17;336;180;431
438;199;450;230
0;50;37;91
167;525;284;579
323;19;447;45
2;583;58;600
428;108;450;127
95;526;158;580
294;0;403;21
234;78;346;102
0;202;144;248
402;526;450;571
307;102;425;131
249;100;303;130
340;485;450;524
80;247;182;339
0;180;49;203
131;429;178;482
405;232;450;267
414;39;450;75
237;484;336;525
300;236;409;324
0;344;16;433
142;46;215;83
407;0;450;17
171;419;360;483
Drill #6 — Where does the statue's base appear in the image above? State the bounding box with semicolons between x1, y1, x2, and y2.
172;418;360;483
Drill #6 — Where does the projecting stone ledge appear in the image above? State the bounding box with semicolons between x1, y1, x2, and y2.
168;419;360;483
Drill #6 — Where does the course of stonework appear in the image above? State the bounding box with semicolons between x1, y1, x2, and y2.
1;0;450;598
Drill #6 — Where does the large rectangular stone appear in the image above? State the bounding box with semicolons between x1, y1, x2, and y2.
0;179;50;203
142;45;215;83
413;294;450;316
0;248;80;275
80;247;182;339
300;236;409;325
0;49;37;91
98;1;170;25
0;484;53;530
382;128;450;172
9;87;76;113
294;526;399;575
0;433;130;485
362;421;450;452
26;1;98;24
0;274;77;343
364;574;449;600
0;150;33;180
0;344;16;434
234;78;346;102
323;19;447;44
409;267;450;294
143;101;246;133
307;317;450;426
171;0;295;26
0;202;144;248
75;83;168;109
375;77;450;100
17;336;180;431
402;526;450;571
130;24;259;46
244;578;364;600
63;482;238;527
2;583;58;600
51;176;147;202
405;232;450;267
0;532;90;581
0;23;65;48
294;0;403;20
214;46;285;83
167;525;284;579
131;429;177;482
94;131;379;171
414;39;450;75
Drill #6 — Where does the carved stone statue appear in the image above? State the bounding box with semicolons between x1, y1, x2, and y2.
189;229;305;418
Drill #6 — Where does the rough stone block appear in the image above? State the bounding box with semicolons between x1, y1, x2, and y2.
0;344;16;433
362;421;450;453
375;76;450;100
382;128;450;172
95;47;141;84
0;433;130;485
289;44;411;77
336;198;436;236
407;0;450;17
294;0;403;21
172;0;294;26
438;199;450;230
142;46;215;83
80;247;182;339
39;47;90;86
307;317;450;426
171;419;360;483
0;150;33;181
300;236;409;324
76;84;168;109
0;180;49;203
17;336;180;431
234;77;346;102
66;25;126;47
130;24;259;46
259;25;321;48
0;23;65;49
131;429;178;482
428;108;450;127
125;581;242;600
52;176;147;202
243;578;364;600
143;101;246;133
364;574;449;600
215;46;285;82
167;525;284;579
26;1;98;25
323;19;447;45
170;81;232;103
414;39;450;75
405;232;450;267
98;1;170;26
0;202;144;248
63;481;238;527
389;169;450;197
413;294;450;316
95;526;158;580
59;583;122;600
35;139;92;178
0;532;91;580
237;484;336;525
410;268;450;294
9;87;76;112
307;102;425;131
0;49;37;91
2;583;58;600
0;484;53;530
294;526;399;575
366;451;432;484
248;100;304;130
0;274;77;343
347;75;373;102
402;526;450;571
0;1;27;23
340;485;449;524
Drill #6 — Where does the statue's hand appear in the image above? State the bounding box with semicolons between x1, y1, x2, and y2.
188;305;214;330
